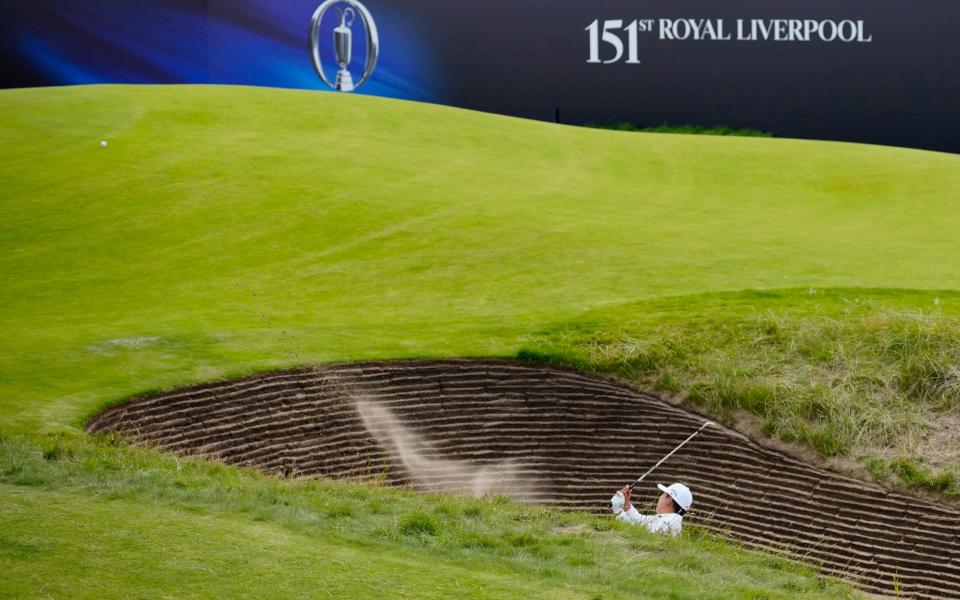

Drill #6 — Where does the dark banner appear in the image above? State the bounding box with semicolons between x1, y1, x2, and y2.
3;0;959;152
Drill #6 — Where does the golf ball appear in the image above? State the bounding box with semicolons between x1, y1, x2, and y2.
100;140;108;147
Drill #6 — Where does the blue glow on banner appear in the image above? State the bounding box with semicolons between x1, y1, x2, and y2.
13;0;439;102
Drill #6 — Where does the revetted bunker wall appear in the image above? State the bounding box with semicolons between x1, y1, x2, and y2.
87;360;960;599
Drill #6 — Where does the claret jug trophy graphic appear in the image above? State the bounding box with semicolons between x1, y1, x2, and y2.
309;0;380;92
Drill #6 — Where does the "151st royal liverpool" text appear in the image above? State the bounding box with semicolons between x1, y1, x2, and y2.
657;18;872;42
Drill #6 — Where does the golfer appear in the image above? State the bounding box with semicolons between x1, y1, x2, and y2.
610;482;692;537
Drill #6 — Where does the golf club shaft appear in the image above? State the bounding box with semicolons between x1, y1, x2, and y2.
629;421;713;489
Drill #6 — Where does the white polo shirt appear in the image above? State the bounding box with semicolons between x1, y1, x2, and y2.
615;506;683;537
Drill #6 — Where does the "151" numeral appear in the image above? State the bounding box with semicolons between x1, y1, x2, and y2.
586;19;649;64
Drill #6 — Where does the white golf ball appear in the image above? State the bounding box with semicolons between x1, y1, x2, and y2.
100;140;108;147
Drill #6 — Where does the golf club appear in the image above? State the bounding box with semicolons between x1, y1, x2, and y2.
629;421;714;490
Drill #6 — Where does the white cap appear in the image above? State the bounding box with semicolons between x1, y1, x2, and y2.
657;483;693;511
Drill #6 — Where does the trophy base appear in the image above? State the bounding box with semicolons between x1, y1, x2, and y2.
335;69;355;92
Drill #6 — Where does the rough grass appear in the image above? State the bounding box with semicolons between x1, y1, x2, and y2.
0;432;859;599
520;289;960;497
586;122;773;137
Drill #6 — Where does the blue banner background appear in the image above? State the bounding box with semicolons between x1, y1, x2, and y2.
3;0;959;152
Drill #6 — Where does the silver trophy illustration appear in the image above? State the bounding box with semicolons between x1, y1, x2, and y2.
309;0;380;93
334;7;356;91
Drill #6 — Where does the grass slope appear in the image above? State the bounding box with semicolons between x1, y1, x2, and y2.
1;84;959;596
1;435;855;599
2;85;959;431
522;288;960;497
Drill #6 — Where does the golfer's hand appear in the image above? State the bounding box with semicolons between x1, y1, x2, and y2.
620;485;632;509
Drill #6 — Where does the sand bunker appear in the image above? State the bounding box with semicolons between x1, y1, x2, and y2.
353;397;535;498
87;360;960;599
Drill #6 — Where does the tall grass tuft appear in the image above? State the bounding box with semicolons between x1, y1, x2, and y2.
523;291;960;497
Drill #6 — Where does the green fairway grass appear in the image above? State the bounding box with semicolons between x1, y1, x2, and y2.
2;84;959;596
0;435;855;599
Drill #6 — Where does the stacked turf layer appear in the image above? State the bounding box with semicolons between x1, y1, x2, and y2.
87;360;960;598
2;84;959;598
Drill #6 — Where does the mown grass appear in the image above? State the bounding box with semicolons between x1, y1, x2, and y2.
520;289;960;497
2;85;958;437
585;123;773;136
0;432;859;599
1;84;959;595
